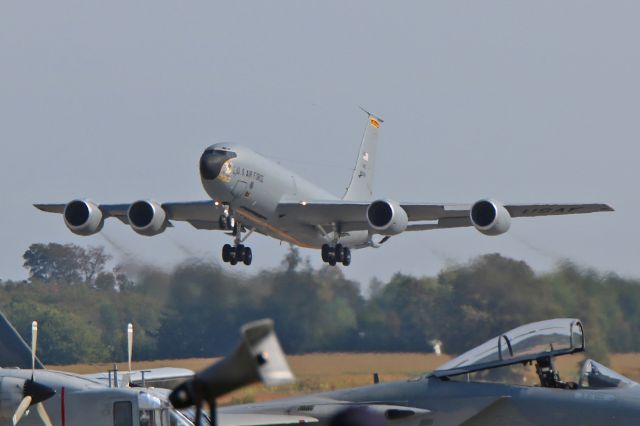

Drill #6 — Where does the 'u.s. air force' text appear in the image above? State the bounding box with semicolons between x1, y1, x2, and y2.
234;168;264;183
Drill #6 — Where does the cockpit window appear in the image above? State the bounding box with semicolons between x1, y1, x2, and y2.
579;359;637;389
200;149;237;180
114;401;133;426
433;319;584;378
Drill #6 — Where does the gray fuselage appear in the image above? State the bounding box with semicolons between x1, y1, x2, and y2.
221;375;640;426
199;143;369;248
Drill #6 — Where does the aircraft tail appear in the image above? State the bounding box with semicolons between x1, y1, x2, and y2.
343;110;383;201
0;311;44;369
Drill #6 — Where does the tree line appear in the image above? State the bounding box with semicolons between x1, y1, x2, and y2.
1;242;638;365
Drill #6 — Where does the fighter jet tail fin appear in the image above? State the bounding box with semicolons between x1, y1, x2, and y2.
343;109;382;201
0;311;45;369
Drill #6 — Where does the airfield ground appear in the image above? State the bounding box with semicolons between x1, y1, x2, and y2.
55;353;640;404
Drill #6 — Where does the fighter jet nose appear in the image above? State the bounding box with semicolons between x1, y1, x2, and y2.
24;379;56;404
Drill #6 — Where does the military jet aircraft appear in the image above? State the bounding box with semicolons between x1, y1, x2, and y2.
35;112;613;266
203;318;640;425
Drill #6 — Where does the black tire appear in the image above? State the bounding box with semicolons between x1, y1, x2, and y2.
328;256;337;266
236;244;245;261
230;257;238;265
222;244;232;262
342;248;351;266
321;244;331;262
243;247;253;265
334;244;344;263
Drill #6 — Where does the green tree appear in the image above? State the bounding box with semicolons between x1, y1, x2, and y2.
22;243;111;284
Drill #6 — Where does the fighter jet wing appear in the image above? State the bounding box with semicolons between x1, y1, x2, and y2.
218;413;318;426
276;201;613;232
35;201;226;230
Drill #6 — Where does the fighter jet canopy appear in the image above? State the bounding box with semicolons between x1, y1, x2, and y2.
432;318;585;378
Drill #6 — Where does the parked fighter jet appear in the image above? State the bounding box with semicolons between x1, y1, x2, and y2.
199;318;640;426
35;111;613;266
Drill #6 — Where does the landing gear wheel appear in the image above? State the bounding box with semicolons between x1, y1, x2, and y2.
243;247;253;265
236;244;245;262
222;244;232;262
321;244;331;262
229;257;238;265
334;244;344;263
328;256;337;266
226;216;235;230
342;248;351;266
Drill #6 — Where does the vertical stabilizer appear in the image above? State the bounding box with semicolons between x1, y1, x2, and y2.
0;312;44;369
343;110;383;200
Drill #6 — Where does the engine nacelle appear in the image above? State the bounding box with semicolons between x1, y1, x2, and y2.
63;199;104;236
127;200;168;236
0;377;55;421
0;377;25;420
366;199;408;236
470;199;511;236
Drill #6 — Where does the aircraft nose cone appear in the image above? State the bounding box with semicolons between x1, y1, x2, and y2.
23;379;56;404
199;150;222;180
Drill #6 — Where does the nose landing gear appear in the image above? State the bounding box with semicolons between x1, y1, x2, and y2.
321;244;351;266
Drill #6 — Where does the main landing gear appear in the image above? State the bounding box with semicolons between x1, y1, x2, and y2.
321;243;351;266
222;243;252;266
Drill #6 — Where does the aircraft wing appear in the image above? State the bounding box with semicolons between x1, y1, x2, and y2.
218;413;318;426
276;201;613;232
35;201;227;230
85;367;194;388
220;403;430;425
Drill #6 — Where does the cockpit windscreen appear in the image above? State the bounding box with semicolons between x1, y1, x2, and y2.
433;318;584;377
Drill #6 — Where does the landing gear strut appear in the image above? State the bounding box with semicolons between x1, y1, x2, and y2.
321;244;351;266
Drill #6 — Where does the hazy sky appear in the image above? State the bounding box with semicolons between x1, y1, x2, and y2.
1;1;638;285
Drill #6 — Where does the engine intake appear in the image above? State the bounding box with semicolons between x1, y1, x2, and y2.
63;199;104;236
366;199;408;235
127;200;168;236
470;199;511;236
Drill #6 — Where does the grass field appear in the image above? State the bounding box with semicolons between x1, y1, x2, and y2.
54;353;640;404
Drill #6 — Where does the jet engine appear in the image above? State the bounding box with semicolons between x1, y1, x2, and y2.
366;199;408;235
63;199;104;236
127;200;168;236
470;199;511;236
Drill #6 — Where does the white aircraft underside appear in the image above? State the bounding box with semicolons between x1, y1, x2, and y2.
35;112;613;266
